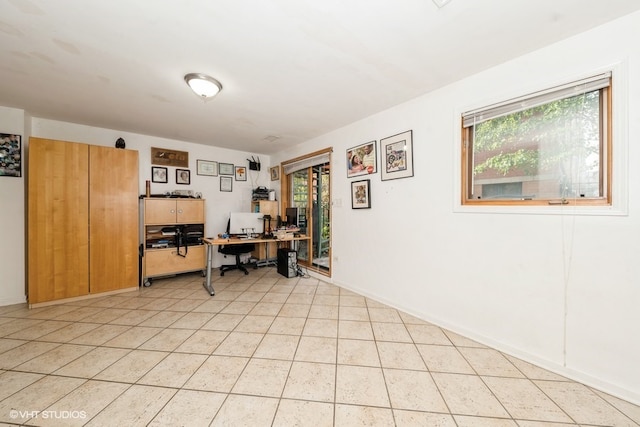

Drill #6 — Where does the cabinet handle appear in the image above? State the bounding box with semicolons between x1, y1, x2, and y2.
178;209;183;214
170;209;176;214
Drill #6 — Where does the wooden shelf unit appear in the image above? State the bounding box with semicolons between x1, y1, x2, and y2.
141;198;206;286
251;200;279;260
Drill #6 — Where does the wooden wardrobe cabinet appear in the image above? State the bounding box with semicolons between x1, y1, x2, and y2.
28;138;139;305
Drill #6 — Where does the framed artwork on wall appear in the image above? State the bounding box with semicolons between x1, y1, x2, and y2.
219;162;234;175
176;169;190;185
235;166;247;181
347;140;376;178
196;159;218;176
151;147;188;167
351;179;371;209
0;133;21;177
381;130;414;181
151;166;168;183
270;165;280;181
220;176;233;192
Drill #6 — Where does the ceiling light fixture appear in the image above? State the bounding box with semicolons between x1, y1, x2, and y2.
184;73;222;100
432;0;453;8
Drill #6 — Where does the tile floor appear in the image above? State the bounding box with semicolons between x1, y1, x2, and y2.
0;268;639;426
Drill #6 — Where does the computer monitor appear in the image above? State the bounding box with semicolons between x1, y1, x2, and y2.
229;212;263;236
285;207;299;227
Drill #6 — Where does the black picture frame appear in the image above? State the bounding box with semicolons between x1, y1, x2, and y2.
381;130;414;181
220;176;233;192
0;133;22;177
151;166;168;183
347;140;377;178
176;169;190;185
235;166;247;181
351;179;371;209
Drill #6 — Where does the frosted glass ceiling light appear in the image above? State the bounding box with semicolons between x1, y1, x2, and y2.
184;73;222;99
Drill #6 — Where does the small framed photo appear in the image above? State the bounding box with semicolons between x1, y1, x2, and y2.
219;162;234;175
176;169;190;185
0;133;21;177
381;130;414;181
235;166;247;181
151;166;168;183
196;159;218;176
347;141;377;178
220;176;233;192
270;165;280;181
351;179;371;209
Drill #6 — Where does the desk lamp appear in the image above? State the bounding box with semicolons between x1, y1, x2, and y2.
262;215;272;238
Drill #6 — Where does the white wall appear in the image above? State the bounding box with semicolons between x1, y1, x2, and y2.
0;107;28;305
272;11;640;404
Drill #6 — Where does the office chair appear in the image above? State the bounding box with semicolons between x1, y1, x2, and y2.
218;242;256;276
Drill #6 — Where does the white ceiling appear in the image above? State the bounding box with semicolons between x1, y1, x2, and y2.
2;0;639;155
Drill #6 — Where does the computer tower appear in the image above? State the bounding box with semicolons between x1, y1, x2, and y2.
277;248;297;278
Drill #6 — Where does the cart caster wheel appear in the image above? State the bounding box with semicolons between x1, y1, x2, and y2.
143;279;152;287
220;272;225;277
244;270;249;275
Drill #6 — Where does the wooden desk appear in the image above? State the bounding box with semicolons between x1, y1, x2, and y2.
202;235;310;295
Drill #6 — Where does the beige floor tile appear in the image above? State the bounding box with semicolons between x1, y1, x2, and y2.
260;292;290;304
138;352;208;388
593;389;640;424
210;394;279;427
0;318;45;337
432;372;510;418
54;347;131;378
234;315;276;333
37;322;102;343
85;384;176;427
253;333;299;360
68;323;131;346
6;320;71;340
339;306;369;321
372;322;413;342
138;310;187;328
201;313;244;331
308;304;339;319
0;370;44;401
213;331;263;357
316;283;340;295
0;375;86;424
249;302;283;316
282;361;335;402
232;358;291;397
0;338;31;354
377;341;427;370
0;341;61;369
458;347;525;378
190;299;230;313
454;415;519;426
220;300;257;315
109;308;158;326
102;326;162;349
85;308;133;324
138;297;180;311
406;323;453;345
148;389;226;427
273;399;334;427
175;329;229;354
184;355;249;392
138;328;195;351
295;336;337;363
52;306;104;322
340;295;367;307
268;316;306;335
302;318;338;338
417;344;475;374
168;311;215;328
337;338;380;367
338;320;374;340
335;365;390;407
312;294;340;306
94;349;168;383
278;303;311;317
394;409;457;426
444;330;487;348
384;368;448;412
368;307;403;323
40;380;130;427
483;376;572;423
334;404;395;425
14;343;93;374
535;380;637;426
236;291;266;302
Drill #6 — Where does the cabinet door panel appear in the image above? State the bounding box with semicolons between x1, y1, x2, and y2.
89;146;139;293
145;245;205;277
28;138;89;303
177;199;204;223
145;199;178;224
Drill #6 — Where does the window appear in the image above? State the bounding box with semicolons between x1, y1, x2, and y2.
462;73;611;206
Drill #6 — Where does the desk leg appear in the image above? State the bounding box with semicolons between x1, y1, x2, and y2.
203;243;215;296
